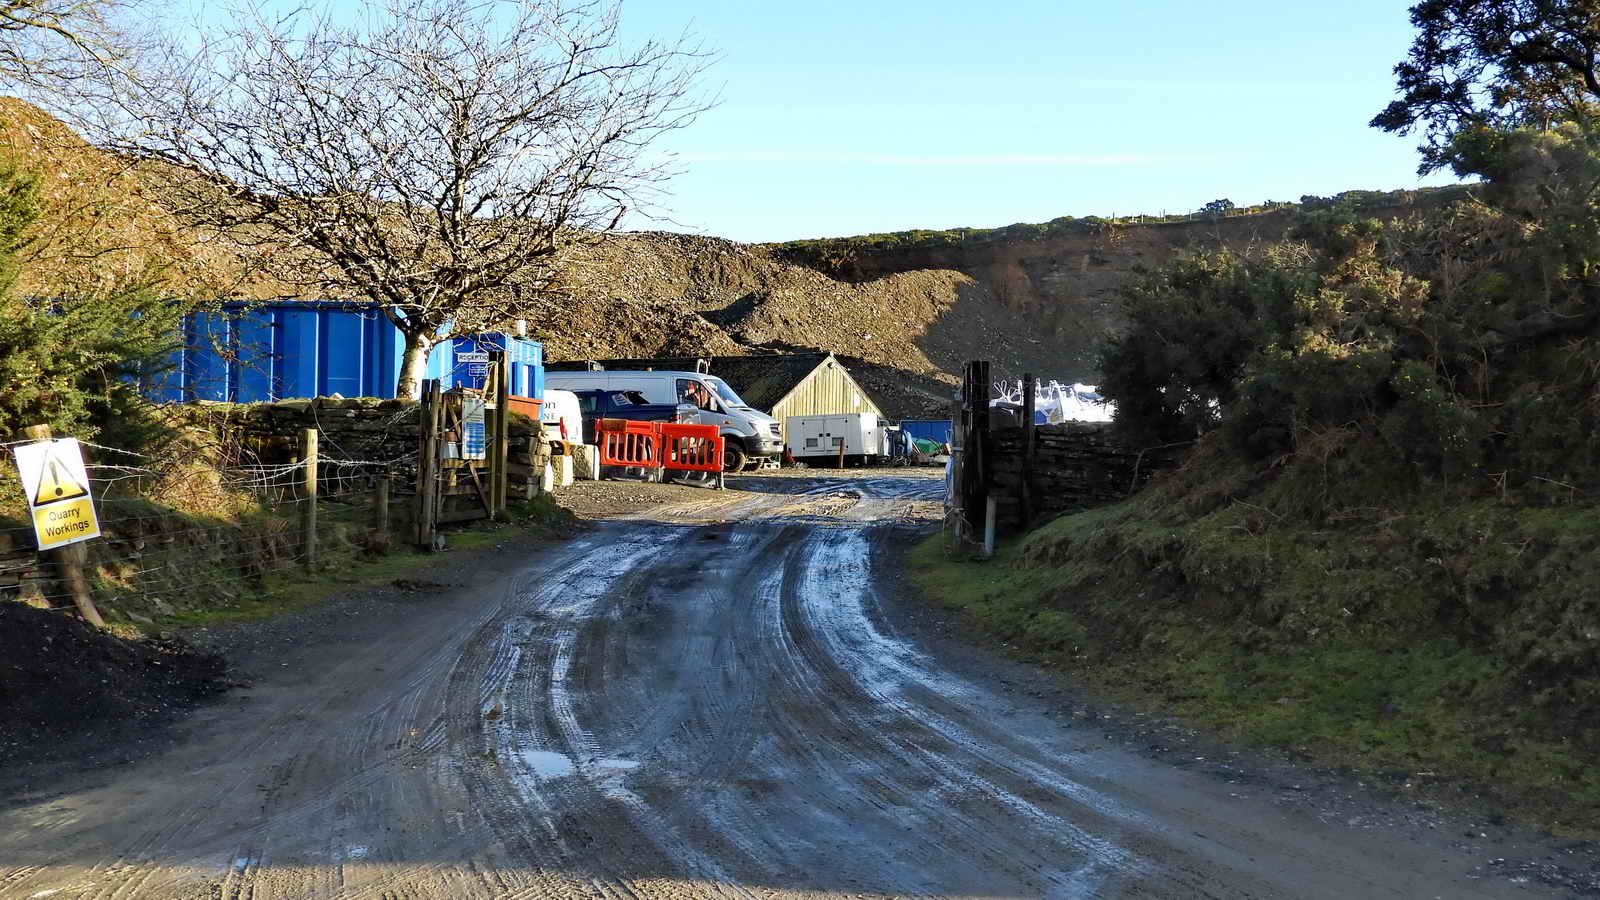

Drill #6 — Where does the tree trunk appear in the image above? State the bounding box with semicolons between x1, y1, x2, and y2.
397;331;435;400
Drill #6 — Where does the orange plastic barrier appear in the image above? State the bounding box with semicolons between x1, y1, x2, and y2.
659;423;724;473
595;418;662;468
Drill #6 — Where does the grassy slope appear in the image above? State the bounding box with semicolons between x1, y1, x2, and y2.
138;493;576;629
910;453;1600;834
158;524;514;628
771;186;1473;260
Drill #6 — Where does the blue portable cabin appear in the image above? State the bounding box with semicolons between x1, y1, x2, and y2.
148;301;543;402
897;419;952;445
425;332;544;400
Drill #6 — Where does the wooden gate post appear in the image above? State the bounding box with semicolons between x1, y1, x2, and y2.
415;379;442;549
491;352;510;518
959;361;991;543
300;428;318;573
21;424;104;627
1021;373;1036;528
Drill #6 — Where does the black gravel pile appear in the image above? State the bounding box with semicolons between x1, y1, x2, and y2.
0;602;228;764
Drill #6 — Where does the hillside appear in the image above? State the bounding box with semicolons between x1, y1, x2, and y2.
0;98;298;300
537;191;1470;416
543;233;1057;416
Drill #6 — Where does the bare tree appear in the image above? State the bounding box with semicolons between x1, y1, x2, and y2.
0;0;155;96
106;0;710;397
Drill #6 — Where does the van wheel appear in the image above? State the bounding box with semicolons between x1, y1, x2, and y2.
722;443;748;473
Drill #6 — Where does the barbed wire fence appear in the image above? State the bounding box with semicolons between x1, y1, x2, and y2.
0;424;422;623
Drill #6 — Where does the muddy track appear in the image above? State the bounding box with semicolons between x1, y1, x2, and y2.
0;473;1575;898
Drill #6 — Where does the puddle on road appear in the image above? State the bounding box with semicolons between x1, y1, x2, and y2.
520;750;641;779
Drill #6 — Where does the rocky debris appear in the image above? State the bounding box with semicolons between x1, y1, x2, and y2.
537;231;1093;413
553;476;727;521
1474;850;1600;896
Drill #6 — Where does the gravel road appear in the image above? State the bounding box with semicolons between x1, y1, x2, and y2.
0;471;1584;898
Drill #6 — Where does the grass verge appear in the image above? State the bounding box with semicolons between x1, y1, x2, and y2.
906;518;1600;836
155;493;578;628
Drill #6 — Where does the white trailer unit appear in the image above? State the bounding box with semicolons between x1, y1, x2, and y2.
786;413;885;463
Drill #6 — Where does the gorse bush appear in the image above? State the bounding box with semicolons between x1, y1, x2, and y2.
1099;127;1600;514
0;157;189;441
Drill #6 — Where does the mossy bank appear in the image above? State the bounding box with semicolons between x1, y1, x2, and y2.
910;453;1600;836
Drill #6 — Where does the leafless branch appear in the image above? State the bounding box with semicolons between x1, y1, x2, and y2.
0;0;164;100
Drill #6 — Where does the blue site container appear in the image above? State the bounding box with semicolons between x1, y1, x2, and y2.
898;419;952;445
423;334;544;399
150;302;544;402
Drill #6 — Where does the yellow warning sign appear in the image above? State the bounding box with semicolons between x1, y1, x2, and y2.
30;452;89;504
32;497;98;548
11;438;100;549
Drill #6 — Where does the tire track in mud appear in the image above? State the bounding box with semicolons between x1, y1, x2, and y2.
492;526;778;898
449;477;1160;897
778;527;1166;895
231;557;578;900
745;527;1141;897
203;563;552;900
448;528;757;899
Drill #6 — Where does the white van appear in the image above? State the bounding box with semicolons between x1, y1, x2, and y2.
544;370;783;471
538;389;583;444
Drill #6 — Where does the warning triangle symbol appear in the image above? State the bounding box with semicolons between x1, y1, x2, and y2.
33;452;88;504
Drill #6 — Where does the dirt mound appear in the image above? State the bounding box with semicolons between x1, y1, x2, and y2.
540;232;1082;414
0;97;296;300
0;603;229;763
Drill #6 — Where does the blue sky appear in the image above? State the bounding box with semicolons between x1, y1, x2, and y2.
616;0;1457;242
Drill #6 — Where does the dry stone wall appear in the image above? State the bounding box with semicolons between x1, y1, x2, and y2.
199;397;423;466
188;396;542;465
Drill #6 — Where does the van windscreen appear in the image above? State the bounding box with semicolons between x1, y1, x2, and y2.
707;377;749;409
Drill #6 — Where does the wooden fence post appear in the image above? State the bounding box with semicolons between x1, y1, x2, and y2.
301;428;318;573
22;423;104;627
374;476;390;536
414;383;430;548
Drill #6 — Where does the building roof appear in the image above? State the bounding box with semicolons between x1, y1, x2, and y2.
545;352;852;413
703;354;833;411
